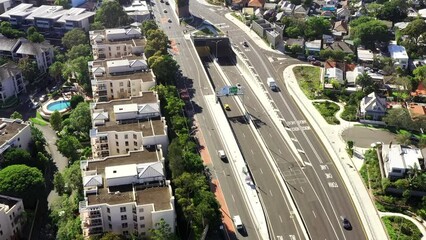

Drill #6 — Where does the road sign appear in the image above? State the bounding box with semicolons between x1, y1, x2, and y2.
229;86;238;94
217;86;244;96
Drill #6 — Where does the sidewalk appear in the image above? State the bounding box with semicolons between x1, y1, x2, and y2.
283;64;388;240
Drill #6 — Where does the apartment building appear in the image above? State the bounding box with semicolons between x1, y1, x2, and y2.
90;93;168;159
79;148;175;238
0;37;54;73
89;57;154;102
0;118;32;157
0;62;26;103
0;195;25;240
90;28;145;60
0;4;95;35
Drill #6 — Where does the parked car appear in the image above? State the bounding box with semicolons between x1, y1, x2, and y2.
39;94;47;103
242;41;249;48
163;9;167;13
168;18;172;22
165;1;169;4
31;101;40;109
307;55;315;61
311;60;321;66
179;89;190;100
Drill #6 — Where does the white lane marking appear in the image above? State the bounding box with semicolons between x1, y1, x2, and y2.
260;168;263;174
278;148;282;154
242;133;246;138
231;194;235;202
312;210;317;218
269;189;273;197
279;215;283;223
304;161;312;167
251;149;254;155
300;186;304;193
269;133;273;138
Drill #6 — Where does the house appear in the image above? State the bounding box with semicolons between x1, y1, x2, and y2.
382;144;424;179
79;149;175;238
324;60;344;84
305;39;322;55
410;59;426;71
324;41;353;54
89;94;168;159
344;63;360;86
0;62;26;103
89;28;145;60
394;22;410;30
123;0;151;22
263;3;277;10
248;0;265;8
388;42;409;69
332;20;348;39
321;10;335;18
0;118;32;157
251;19;283;48
293;5;308;18
279;1;295;15
408;103;426;120
357;48;375;63
411;82;426;97
275;11;284;22
0;4;95;35
89;57;153;102
359;92;387;120
0;194;25;240
336;7;350;21
285;38;305;54
419;8;426;19
407;7;418;18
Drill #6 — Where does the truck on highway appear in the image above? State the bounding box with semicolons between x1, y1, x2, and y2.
267;77;277;91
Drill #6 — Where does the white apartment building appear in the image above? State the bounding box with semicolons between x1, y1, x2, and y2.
388;42;409;69
123;0;151;22
0;195;25;240
0;118;32;157
0;4;95;35
0;37;54;73
89;57;154;102
382;144;424;179
79;148;175;238
0;62;26;103
90;28;145;60
89;93;168;159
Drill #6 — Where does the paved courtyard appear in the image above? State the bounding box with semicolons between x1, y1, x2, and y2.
341;126;397;148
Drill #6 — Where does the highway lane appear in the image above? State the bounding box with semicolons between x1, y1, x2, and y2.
186;3;367;239
203;57;304;240
149;1;259;239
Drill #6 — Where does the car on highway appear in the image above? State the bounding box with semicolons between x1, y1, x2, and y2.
163;9;167;13
236;83;242;88
179;89;190;100
242;41;249;47
341;216;352;230
165;1;169;4
218;150;227;161
224;104;230;111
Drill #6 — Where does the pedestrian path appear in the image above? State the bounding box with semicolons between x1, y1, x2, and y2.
379;211;426;240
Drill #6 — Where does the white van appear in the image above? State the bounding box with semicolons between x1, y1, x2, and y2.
233;215;243;230
218;150;226;159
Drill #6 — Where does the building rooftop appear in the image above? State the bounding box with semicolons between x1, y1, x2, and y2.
385;144;423;174
0;118;29;148
135;186;172;211
95;70;154;82
357;48;374;62
16;40;53;56
0;3;33;18
0;62;21;82
0;37;20;52
90;28;144;45
388;43;409;60
0;195;20;210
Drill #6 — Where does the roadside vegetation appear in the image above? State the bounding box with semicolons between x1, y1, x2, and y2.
313;101;340;125
382;216;422;240
293;66;322;99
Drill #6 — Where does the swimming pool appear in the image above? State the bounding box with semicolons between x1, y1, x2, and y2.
47;100;70;111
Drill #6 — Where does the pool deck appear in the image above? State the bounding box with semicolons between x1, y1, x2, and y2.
39;96;71;120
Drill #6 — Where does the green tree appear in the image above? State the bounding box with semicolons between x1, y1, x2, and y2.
50;110;62;131
54;0;70;8
69;102;91;134
49;62;64;82
56;216;83;240
0;22;26;38
356;72;373;92
69;56;91;86
396;131;411;145
66;44;92;59
149;55;179;85
90;22;104;30
413;65;426;82
18;58;40;87
141;20;158;37
63;161;83;194
376;0;408;23
2;148;32;167
150;219;179;240
304;17;331;40
365;2;383;18
98;232;126;240
10;111;23;119
0;165;45;207
27;27;45;43
53;172;65;196
383;108;413;130
144;29;169;58
351;19;390;49
57;135;82;162
30;125;47;155
70;95;84;109
62;29;88;49
95;0;130;28
403;18;426;46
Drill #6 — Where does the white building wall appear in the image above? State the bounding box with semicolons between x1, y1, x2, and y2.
0;196;25;240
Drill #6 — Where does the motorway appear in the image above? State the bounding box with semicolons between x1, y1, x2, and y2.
149;1;260;239
186;2;367;240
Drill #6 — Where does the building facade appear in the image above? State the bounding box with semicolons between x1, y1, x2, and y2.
0;195;25;240
0;62;26;103
0;118;32;157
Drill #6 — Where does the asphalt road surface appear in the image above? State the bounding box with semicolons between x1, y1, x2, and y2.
342;126;397;148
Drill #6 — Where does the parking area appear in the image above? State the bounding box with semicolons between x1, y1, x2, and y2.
341;126;397;148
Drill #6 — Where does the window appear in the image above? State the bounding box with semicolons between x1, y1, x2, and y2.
133;134;137;139
116;142;119;147
122;223;128;228
115;134;118;139
140;224;145;228
109;224;112;229
134;141;137;146
125;141;129;146
119;82;124;87
123;231;129;236
126;148;129;153
124;134;128;139
117;46;120;50
116;149;119;153
17;138;20;141
139;216;144;221
108;216;111;221
120;207;126;212
139;208;144;213
121;215;127;220
9;215;11;220
0;231;2;236
107;208;110;213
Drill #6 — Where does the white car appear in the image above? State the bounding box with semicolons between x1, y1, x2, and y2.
218;150;226;161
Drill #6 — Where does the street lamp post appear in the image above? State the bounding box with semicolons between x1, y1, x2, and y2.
212;39;222;62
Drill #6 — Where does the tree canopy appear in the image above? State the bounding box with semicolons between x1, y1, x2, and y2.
0;165;45;207
18;58;40;87
50;110;62;131
69;102;91;134
27;27;45;43
304;17;331;40
57;135;82;162
413;64;426;83
150;219;179;240
66;44;92;60
94;0;130;28
0;22;25;38
149;55;179;85
62;29;88;49
10;111;23;119
350;19;390;49
376;0;408;23
141;20;158;36
70;95;84;109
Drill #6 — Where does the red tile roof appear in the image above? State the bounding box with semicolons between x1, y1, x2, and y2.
248;0;265;8
411;82;426;97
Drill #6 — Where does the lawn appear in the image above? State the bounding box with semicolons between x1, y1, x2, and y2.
29;112;49;126
382;216;422;240
313;101;340;125
293;66;322;99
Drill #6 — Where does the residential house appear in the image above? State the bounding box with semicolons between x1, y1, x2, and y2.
89;94;168;159
305;39;322;55
0;118;32;157
0;62;26;103
79;148;175;238
0;195;25;240
280;1;295;15
285;38;305;54
324;41;353;55
332;20;348;39
359;92;387;120
275;11;284;22
388;42;409;69
336;7;350;21
410;59;426;71
357;48;374;63
263;3;277;10
123;0;151;22
324;60;344;85
89;57;153;102
251;19;283;48
411;82;426;98
89;28;145;60
345;65;364;86
293;5;308;18
382;143;424;179
0;4;95;35
248;0;265;8
394;22;409;30
408;103;426;120
407;7;418;18
419;8;426;19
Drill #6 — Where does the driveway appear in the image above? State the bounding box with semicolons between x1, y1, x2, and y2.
341;126;397;148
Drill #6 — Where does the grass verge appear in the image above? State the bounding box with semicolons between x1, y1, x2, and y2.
293;66;321;99
30;112;48;126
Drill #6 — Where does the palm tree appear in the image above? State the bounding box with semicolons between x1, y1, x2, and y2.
356;72;373;92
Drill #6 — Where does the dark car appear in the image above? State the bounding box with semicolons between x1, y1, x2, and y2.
341;216;352;230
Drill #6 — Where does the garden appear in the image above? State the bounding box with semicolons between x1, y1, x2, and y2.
312;101;340;125
382;216;422;240
293;66;322;100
